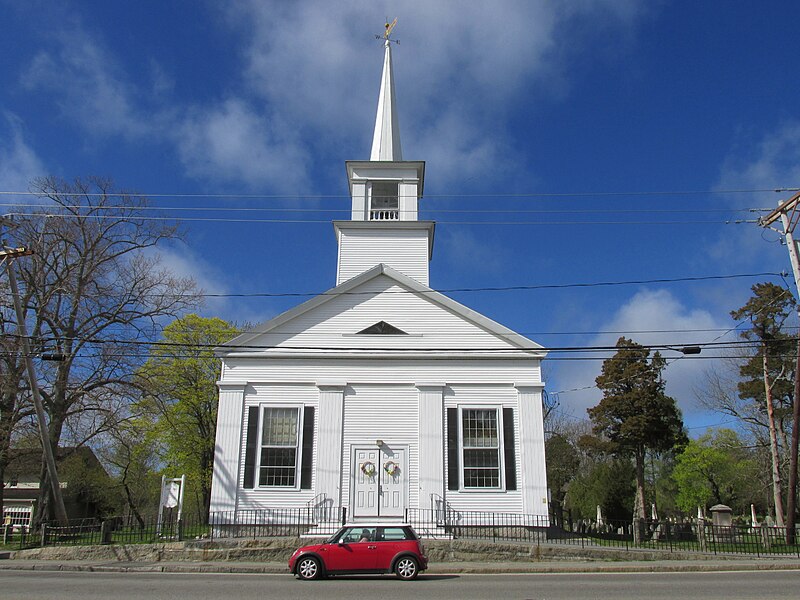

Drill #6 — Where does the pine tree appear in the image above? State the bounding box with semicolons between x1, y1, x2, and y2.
587;337;687;541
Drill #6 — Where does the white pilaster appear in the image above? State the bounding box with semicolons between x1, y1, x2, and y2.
316;382;346;505
210;382;246;516
516;384;549;519
417;383;445;510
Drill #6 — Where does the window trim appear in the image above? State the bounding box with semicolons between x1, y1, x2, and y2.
256;404;306;490
457;406;507;492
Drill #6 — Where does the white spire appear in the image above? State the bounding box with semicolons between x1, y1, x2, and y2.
370;40;402;161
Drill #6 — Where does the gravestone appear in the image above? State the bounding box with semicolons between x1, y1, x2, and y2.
710;504;735;544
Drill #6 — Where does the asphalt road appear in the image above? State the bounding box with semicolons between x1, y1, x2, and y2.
1;569;799;600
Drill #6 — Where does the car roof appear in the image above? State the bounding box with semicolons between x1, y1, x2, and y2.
341;523;413;528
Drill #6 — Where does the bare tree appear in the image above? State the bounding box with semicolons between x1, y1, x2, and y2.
2;176;201;524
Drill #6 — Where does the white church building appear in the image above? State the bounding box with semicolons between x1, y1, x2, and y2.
209;39;549;531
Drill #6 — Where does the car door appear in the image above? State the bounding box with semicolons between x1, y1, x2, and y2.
321;527;378;572
374;526;412;570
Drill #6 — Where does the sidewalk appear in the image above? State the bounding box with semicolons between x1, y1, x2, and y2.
1;557;799;575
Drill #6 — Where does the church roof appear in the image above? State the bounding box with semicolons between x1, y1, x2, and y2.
219;263;545;356
370;40;402;161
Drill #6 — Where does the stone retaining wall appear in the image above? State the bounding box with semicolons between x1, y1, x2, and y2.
11;537;724;563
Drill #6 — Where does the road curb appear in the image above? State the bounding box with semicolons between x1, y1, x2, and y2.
1;559;799;575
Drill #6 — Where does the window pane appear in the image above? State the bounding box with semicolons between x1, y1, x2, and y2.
261;447;297;467
464;469;500;488
462;409;498;448
258;467;296;487
262;407;298;446
464;449;499;468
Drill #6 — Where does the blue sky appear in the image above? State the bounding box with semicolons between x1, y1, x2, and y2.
2;1;800;432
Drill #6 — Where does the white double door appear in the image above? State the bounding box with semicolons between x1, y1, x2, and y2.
351;445;407;518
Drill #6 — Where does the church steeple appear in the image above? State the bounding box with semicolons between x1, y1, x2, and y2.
370;40;402;161
335;23;433;286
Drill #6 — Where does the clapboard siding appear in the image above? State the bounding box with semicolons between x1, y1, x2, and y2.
222;357;541;385
232;275;525;350
340;385;419;509
338;229;430;285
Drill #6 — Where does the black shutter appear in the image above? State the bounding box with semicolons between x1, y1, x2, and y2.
502;408;517;491
300;406;315;489
446;408;459;491
243;406;259;489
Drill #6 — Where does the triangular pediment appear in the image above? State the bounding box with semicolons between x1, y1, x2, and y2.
220;264;545;357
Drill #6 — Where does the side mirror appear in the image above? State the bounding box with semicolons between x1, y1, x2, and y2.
337;538;344;545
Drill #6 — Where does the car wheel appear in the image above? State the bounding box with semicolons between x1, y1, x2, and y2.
394;556;419;580
296;556;322;580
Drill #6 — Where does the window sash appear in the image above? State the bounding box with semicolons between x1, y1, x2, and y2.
259;407;300;488
461;408;502;489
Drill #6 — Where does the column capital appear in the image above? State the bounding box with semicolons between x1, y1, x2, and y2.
316;381;347;391
415;382;446;390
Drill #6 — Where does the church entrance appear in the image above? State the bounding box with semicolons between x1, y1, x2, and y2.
351;445;407;519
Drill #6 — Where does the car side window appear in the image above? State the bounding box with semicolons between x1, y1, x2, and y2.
341;528;362;543
341;527;376;543
380;527;411;541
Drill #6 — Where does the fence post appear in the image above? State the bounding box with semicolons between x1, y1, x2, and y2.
2;525;9;545
40;524;47;547
177;519;184;542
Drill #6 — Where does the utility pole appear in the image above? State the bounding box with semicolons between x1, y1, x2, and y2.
760;191;800;543
0;218;69;526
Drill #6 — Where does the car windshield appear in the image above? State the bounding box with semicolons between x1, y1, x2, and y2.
324;529;343;544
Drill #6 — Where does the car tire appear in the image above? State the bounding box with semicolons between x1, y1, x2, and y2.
394;556;419;580
296;556;322;580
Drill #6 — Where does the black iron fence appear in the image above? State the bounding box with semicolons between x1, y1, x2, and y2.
3;507;799;558
209;506;346;539
406;508;800;557
2;512;210;551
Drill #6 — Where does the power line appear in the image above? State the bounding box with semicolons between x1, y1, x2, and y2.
0;212;753;225
1;271;779;302
0;202;762;215
2;186;797;200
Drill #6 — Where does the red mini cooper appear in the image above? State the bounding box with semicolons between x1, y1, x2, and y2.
289;524;428;580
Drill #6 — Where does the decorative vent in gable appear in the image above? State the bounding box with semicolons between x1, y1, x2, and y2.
356;321;408;335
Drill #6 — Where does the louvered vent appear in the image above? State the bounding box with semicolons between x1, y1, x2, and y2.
356;321;407;335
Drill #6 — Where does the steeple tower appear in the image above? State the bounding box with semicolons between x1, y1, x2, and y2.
334;25;432;286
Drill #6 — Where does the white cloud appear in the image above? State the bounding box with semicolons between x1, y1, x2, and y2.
0;112;46;192
439;228;507;275
15;2;649;190
552;288;728;423
225;0;648;184
710;121;800;269
21;29;152;140
173;99;310;190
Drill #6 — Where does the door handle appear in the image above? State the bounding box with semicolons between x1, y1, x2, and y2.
368;545;377;549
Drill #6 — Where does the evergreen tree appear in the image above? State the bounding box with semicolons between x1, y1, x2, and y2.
587;337;687;539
